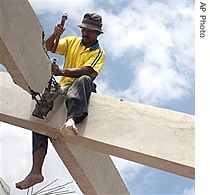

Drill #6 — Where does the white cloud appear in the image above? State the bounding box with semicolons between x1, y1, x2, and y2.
183;186;195;195
1;123;32;194
126;63;190;104
98;0;194;105
28;0;95;21
111;156;144;183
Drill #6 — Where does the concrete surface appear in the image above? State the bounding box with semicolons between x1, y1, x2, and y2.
0;72;195;180
0;0;51;93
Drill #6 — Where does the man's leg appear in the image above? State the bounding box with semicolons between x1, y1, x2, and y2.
61;75;96;134
16;132;48;189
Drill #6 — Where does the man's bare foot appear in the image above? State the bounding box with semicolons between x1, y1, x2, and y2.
15;173;44;190
61;118;78;135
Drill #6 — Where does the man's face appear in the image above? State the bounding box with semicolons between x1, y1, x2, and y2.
81;27;99;46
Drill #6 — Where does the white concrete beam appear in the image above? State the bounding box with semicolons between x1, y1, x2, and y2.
0;72;129;194
0;0;51;93
0;72;195;179
51;140;129;195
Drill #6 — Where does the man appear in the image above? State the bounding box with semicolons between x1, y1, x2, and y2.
15;12;106;190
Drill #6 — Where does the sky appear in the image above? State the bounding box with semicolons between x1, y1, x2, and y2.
1;0;208;194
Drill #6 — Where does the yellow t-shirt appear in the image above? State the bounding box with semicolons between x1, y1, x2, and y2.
55;36;106;87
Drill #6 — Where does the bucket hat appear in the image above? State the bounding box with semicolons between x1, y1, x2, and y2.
77;13;103;33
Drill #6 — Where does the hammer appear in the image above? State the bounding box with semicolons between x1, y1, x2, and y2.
51;12;68;53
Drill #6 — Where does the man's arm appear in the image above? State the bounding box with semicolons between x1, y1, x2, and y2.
45;24;65;52
52;64;96;78
45;34;56;51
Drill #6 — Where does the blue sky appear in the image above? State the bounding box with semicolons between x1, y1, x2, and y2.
0;0;198;194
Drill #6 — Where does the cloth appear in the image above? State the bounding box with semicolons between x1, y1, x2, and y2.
77;13;103;33
65;75;96;124
32;132;48;154
56;36;106;87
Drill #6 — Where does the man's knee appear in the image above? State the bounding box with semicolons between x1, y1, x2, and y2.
78;75;92;83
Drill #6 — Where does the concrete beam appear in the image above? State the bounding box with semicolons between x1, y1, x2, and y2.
0;72;129;194
0;72;195;179
51;140;129;195
0;0;51;93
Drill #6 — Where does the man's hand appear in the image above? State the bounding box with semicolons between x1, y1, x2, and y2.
53;23;65;37
51;63;62;76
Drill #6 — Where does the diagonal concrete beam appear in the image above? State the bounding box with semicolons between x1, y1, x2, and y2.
0;72;129;194
0;0;51;93
51;140;129;195
0;72;195;180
